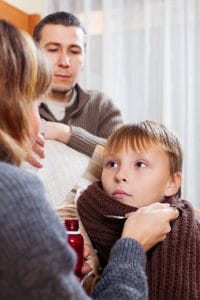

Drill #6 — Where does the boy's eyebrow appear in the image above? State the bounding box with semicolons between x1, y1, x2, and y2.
103;153;117;159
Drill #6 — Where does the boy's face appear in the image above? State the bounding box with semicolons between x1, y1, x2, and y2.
101;145;181;208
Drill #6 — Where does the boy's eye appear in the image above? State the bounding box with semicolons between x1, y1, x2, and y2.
106;160;118;168
136;161;146;168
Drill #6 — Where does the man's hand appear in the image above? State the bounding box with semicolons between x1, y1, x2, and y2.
44;121;71;144
26;133;45;169
122;202;179;251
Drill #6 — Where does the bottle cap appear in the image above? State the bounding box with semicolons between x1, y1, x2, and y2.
65;219;79;231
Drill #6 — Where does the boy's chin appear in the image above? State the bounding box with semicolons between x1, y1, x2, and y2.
112;196;136;207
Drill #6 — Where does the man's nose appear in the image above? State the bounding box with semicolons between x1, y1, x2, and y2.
58;52;70;67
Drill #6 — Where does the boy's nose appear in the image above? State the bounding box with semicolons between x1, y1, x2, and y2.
115;169;128;183
122;178;127;182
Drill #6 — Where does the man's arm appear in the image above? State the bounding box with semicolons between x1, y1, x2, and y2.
41;95;123;156
68;97;123;156
43;122;107;157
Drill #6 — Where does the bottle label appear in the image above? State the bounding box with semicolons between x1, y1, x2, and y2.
67;231;80;235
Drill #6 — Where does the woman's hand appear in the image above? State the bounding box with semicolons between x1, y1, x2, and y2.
122;202;179;251
81;244;92;276
26;133;45;168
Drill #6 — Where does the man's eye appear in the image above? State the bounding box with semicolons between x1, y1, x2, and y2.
136;161;146;168
47;48;58;52
70;49;81;55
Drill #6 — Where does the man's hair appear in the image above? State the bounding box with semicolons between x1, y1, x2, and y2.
104;120;183;175
33;11;87;47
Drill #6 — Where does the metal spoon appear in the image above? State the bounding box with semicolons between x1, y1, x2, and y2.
104;215;127;219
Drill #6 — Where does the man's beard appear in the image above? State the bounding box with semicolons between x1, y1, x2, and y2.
51;87;73;96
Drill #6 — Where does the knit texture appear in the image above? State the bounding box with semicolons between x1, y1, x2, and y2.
77;181;200;299
0;161;148;300
78;181;135;269
39;84;123;157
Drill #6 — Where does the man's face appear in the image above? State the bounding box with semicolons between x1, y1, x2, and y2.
38;24;85;95
101;145;180;208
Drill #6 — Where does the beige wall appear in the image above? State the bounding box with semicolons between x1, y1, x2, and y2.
4;0;45;16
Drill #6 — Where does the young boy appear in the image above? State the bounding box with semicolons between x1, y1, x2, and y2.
77;120;200;299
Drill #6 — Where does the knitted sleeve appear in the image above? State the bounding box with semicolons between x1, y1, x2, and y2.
69;91;123;157
147;200;200;300
92;238;148;300
69;126;107;157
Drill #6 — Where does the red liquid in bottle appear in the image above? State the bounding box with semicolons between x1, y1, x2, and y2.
65;219;84;278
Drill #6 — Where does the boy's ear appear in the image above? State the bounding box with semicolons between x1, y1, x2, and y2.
164;172;182;197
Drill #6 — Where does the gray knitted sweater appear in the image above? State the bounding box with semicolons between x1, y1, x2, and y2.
0;161;147;300
39;84;123;157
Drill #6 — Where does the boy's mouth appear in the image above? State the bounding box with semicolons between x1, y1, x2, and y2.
112;189;131;199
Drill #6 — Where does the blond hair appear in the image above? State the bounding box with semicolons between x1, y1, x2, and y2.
104;121;183;175
0;20;52;164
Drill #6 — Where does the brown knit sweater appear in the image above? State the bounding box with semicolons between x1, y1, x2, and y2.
77;181;200;300
39;84;123;157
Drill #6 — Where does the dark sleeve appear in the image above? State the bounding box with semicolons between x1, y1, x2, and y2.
69;93;123;157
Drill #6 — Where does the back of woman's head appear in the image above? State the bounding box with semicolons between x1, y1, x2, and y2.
0;19;51;164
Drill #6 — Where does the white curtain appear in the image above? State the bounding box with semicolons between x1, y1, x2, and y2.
44;0;200;208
